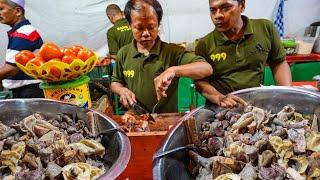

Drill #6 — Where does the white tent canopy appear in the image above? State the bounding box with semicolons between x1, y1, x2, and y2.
0;0;319;63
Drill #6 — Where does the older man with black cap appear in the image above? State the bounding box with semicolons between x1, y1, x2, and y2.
0;0;44;98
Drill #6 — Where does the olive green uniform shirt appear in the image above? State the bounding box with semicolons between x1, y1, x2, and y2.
112;39;205;113
195;16;285;95
107;18;134;55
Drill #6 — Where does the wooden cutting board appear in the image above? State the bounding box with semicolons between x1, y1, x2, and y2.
114;113;184;180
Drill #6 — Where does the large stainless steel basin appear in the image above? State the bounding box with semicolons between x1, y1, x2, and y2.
153;87;320;180
0;98;131;179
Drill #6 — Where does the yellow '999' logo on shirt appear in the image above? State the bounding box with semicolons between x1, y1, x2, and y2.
210;52;227;62
117;26;131;32
123;70;135;78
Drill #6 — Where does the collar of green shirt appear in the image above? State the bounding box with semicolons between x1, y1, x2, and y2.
114;18;127;25
130;37;162;58
213;15;254;45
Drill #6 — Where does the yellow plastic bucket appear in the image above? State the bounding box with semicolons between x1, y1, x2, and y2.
40;76;92;108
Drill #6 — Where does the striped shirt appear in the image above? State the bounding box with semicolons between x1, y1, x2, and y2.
3;19;43;89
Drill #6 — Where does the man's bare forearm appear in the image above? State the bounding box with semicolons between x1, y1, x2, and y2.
196;80;223;97
111;82;125;94
0;64;19;80
272;61;292;86
106;55;117;60
170;62;213;80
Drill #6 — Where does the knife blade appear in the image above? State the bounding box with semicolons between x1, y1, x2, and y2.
130;103;150;115
130;103;156;122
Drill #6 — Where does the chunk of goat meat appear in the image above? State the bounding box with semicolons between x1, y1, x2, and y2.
225;111;240;121
269;129;287;139
307;153;320;177
188;150;213;171
239;163;257;180
69;133;84;143
0;139;5;151
286;167;305;180
209;121;222;131
61;114;73;124
258;150;276;167
252;107;265;129
207;137;223;155
212;157;245;178
33;125;50;138
26;139;41;154
287;128;306;154
239;133;252;144
259;163;286;180
215;109;228;121
0;122;17;140
0;128;17;140
249;130;265;145
230;114;241;125
214;127;225;137
221;120;230;130
85;112;99;137
15;169;43;180
243;144;259;162
199;131;214;142
22;153;41;170
231;112;253;131
247;120;257;134
196;109;216;123
276;105;295;121
22;113;58;137
286;120;309;129
86;158;105;169
0;122;9;134
67;126;77;134
46;162;62;179
201;122;211;131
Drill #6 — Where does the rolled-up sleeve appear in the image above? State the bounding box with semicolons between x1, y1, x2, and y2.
178;51;205;65
195;40;208;61
267;22;286;68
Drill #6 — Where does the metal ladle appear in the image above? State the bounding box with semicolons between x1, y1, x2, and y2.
153;144;195;159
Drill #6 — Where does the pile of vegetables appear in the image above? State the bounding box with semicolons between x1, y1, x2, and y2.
15;42;98;82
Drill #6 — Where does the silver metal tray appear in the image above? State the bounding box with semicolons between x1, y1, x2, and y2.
153;86;320;180
0;98;131;179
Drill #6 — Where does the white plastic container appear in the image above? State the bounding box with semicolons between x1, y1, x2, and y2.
313;36;320;53
295;37;316;54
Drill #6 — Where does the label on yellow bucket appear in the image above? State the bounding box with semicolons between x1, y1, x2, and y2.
40;76;92;108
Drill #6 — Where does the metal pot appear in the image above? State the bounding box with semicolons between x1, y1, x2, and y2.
153;87;320;180
0;98;131;179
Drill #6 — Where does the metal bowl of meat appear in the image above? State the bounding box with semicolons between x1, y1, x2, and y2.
0;99;130;179
153;86;320;179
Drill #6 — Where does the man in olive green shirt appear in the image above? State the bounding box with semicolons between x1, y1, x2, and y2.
195;0;292;108
106;4;134;60
111;0;213;113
